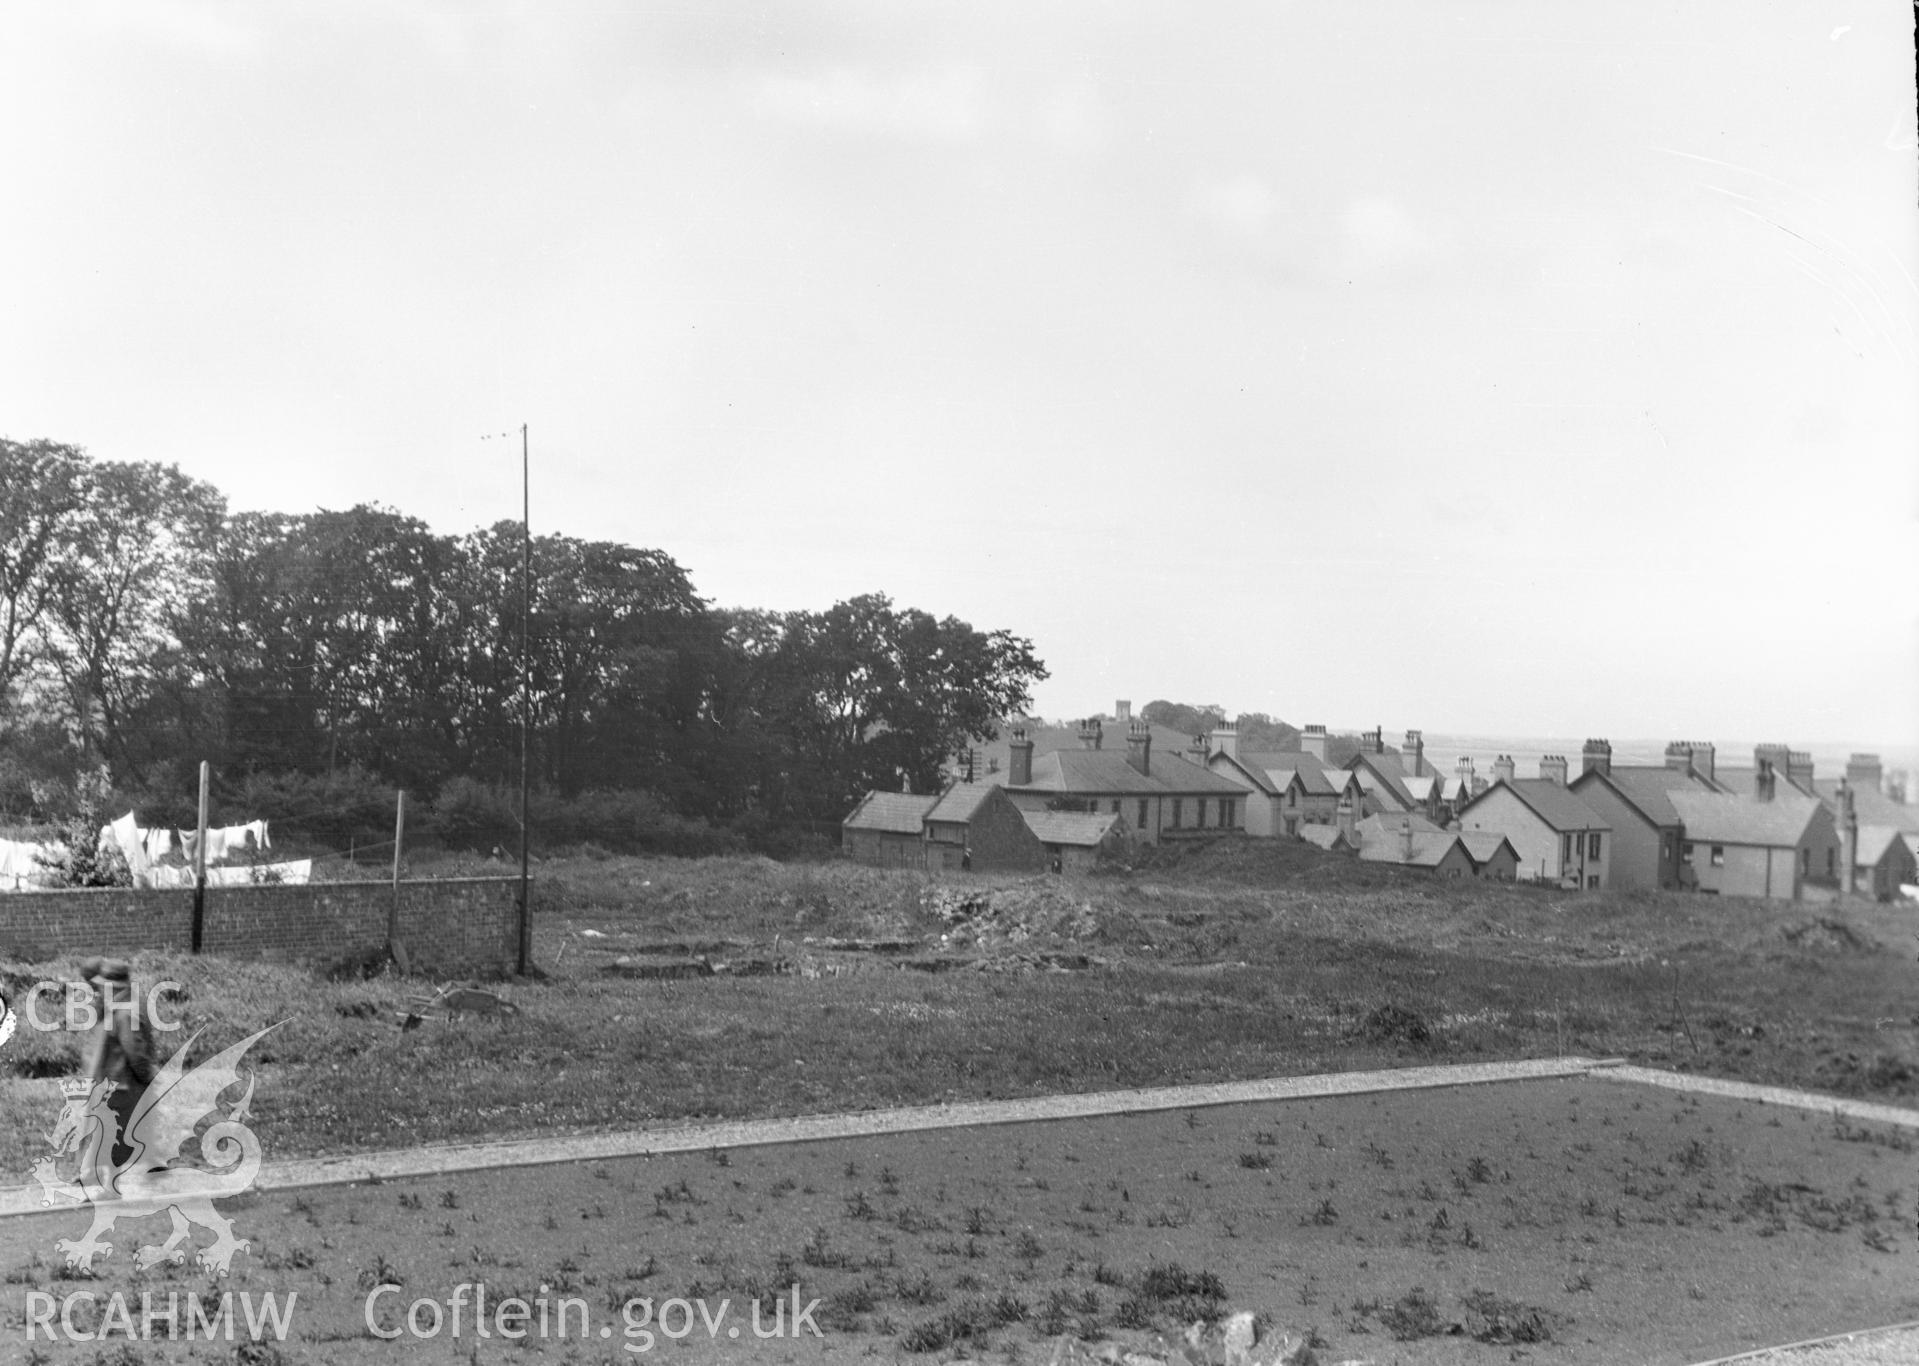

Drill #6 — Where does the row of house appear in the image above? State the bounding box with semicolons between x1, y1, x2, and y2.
847;702;1916;901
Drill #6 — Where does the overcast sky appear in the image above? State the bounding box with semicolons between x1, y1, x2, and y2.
5;2;1915;746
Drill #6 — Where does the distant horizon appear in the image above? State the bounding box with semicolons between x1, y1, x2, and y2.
1027;708;1919;777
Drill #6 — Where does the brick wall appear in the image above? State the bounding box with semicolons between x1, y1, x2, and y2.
0;878;522;977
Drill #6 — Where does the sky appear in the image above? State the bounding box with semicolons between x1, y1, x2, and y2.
4;2;1916;747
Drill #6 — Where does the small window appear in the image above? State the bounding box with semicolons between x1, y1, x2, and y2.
1196;799;1208;828
1137;799;1149;829
1826;847;1834;876
1661;836;1672;860
1587;876;1599;889
1800;848;1810;875
1222;799;1235;828
1710;845;1724;867
1562;833;1573;863
1171;799;1183;829
1683;842;1695;863
1587;832;1601;859
1288;789;1297;808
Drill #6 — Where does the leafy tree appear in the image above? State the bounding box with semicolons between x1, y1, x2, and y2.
771;594;1047;819
0;439;89;720
37;459;224;780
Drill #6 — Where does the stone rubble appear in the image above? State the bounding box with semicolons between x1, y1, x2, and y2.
1034;1311;1376;1366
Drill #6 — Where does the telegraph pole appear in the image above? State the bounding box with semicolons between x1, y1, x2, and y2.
518;422;532;975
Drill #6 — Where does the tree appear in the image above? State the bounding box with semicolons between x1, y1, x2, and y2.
38;459;224;780
0;439;89;720
772;594;1047;819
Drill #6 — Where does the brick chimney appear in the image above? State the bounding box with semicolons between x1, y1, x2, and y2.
1115;699;1132;725
1493;755;1516;785
1009;728;1034;787
1302;724;1329;763
1210;719;1238;761
1364;726;1384;755
1845;753;1883;793
1539;754;1568;786
1078;719;1102;751
1400;815;1415;862
1786;750;1814;793
1581;739;1612;779
1126;721;1152;776
1404;729;1425;777
1754;758;1776;803
1664;742;1693;776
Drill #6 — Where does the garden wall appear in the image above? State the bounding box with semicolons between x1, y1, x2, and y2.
0;877;522;977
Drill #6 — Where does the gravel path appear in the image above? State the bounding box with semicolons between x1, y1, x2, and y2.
1684;1323;1919;1366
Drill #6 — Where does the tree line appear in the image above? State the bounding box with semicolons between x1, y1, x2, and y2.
0;439;1047;853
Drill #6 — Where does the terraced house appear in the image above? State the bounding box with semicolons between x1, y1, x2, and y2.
1002;721;1246;844
1457;757;1612;888
1568;740;1719;891
1667;762;1840;901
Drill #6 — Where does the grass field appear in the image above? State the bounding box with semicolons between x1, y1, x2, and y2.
2;839;1915;1172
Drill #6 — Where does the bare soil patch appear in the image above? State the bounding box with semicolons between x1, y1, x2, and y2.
5;1076;1914;1364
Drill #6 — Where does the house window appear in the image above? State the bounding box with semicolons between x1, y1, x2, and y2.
1288;789;1297;808
1826;847;1834;877
1683;842;1695;863
1170;799;1183;829
1111;800;1121;815
1587;832;1601;859
1587;876;1599;889
1196;799;1208;828
1562;833;1573;864
1800;848;1810;875
1710;845;1724;867
1137;799;1148;829
1222;799;1235;828
1662;836;1672;860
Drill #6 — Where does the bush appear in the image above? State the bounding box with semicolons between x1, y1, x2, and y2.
33;767;133;889
226;766;397;856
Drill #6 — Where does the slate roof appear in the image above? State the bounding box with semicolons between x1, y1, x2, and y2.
1713;766;1818;800
1466;779;1610;832
1358;829;1467;868
963;716;1205;783
1853;825;1914;867
1814;780;1919;833
1021;810;1123;847
1401;773;1438;803
1459;832;1517;866
1574;765;1715;829
1666;791;1825;847
1238;751;1342;798
1355;812;1441;841
843;791;939;834
1347;751;1417;808
1014;748;1246;797
924;782;998;825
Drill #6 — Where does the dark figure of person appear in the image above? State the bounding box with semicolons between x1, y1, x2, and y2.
960;849;972;872
1050;855;1063;875
79;957;155;1176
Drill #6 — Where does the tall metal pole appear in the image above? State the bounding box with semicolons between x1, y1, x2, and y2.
518;422;532;975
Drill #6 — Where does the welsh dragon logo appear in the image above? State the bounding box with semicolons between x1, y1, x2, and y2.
32;1023;279;1275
